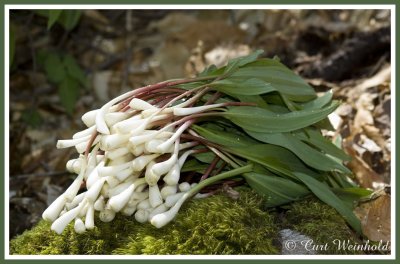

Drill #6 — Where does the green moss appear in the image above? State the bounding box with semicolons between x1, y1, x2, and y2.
283;197;362;254
10;190;364;255
11;189;279;255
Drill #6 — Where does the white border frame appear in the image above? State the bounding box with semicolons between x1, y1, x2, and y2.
4;4;396;260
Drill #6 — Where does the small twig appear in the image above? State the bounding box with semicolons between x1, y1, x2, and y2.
11;171;70;180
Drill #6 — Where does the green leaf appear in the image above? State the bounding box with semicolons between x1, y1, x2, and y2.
198;64;218;77
10;23;15;68
293;128;351;161
192;124;257;148
181;159;208;174
222;101;339;133
231;59;316;102
212;78;274;95
243;172;310;207
58;10;82;31
333;187;373;208
246;131;351;173
234;94;269;108
299;90;333;110
63;54;87;87
35;10;50;18
21;109;42;128
293;172;362;234
58;76;80;115
47;10;62;30
44;52;66;84
193;152;216;164
227;144;320;179
224;49;264;75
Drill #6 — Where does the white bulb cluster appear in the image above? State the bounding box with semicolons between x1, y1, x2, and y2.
43;91;223;234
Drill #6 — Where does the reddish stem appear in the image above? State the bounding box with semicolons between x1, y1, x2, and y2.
84;131;98;157
205;92;221;105
200;155;221;181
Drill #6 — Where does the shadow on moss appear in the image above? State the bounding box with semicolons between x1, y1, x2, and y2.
282;197;362;255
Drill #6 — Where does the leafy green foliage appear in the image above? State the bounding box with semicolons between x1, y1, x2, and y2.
243;172;310;207
222;101;340;133
38;50;87;115
47;10;62;30
190;50;366;234
58;77;81;115
229;59;317;102
293;172;361;234
36;10;82;31
21;109;42;128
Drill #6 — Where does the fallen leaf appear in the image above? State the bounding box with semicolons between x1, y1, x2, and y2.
360;194;391;242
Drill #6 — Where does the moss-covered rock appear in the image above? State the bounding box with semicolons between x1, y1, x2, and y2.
11;189;279;255
283;197;362;254
10;189;362;255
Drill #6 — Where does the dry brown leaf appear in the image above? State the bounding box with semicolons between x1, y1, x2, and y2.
360;195;391;242
344;141;384;188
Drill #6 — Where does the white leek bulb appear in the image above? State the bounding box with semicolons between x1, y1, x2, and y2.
129;98;157;111
178;182;191;192
144;161;159;186
74;218;86;234
121;205;137;216
94;196;105;211
96;90;134;134
56;135;91;149
173;103;224;116
51;199;87;234
105;112;131;127
42;194;67;222
85;178;106;202
105;176;120;188
151;193;189;228
65;192;86;210
75;135;100;153
86;161;104;189
106;147;130;160
160;185;178;199
145;139;167;153
150;153;178;179
132;154;159;172
115;168;137;182
134;209;149;223
108;183;135;212
165;192;185;207
72;125;97;139
64;168;86;201
141;108;172;118
97;161;132;177
157;122;191;153
131;143;145;156
163;163;180;186
99;208;116;222
149;185;163;208
85;204;95;229
82;109;99;127
137;199;151;210
100;133;130;151
149;204;169;220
